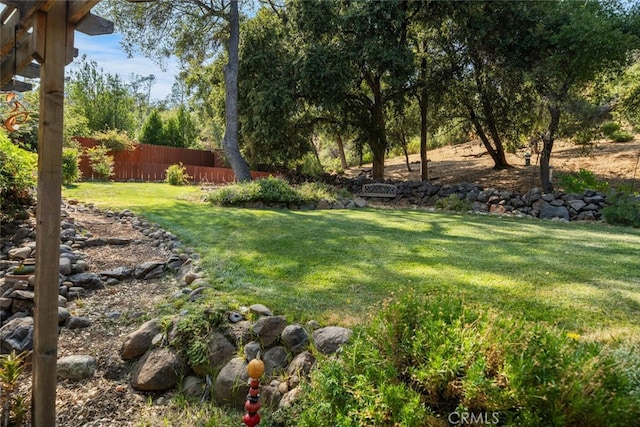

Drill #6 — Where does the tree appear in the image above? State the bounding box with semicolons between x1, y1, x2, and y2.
67;56;136;133
290;0;414;180
515;0;638;192
140;109;164;145
101;0;252;181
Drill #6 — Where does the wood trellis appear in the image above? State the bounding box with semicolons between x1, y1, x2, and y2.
0;1;113;425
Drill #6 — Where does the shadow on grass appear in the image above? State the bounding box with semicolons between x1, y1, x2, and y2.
139;202;640;332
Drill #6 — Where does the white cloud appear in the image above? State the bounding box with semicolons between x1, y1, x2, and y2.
69;32;180;101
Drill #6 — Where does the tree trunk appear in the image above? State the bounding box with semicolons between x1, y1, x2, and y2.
369;78;387;181
540;105;561;193
466;104;509;169
402;134;412;172
223;0;252;182
336;132;348;170
419;93;428;181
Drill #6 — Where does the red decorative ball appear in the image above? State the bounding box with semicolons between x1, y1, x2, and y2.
243;412;261;427
245;399;261;413
249;378;260;388
249;387;260;397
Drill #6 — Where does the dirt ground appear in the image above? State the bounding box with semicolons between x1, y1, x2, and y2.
346;137;640;194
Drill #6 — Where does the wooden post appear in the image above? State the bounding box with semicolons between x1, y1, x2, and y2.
32;2;69;425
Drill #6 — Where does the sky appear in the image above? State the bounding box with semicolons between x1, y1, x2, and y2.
69;32;180;102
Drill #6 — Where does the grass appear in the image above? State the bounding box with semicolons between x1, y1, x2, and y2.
63;182;640;341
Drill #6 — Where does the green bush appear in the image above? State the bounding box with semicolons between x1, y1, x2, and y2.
92;129;138;152
289;296;640;427
603;193;640;227
207;177;347;207
62;147;81;185
611;130;634;143
555;168;609;194
85;145;114;180
435;193;472;212
0;131;37;202
165;163;191;186
600;121;621;137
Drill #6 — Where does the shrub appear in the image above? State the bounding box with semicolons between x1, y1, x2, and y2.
85;145;114;180
92;129;138;152
600;121;621;138
165;163;191;186
0;351;28;426
555;168;609;194
290;296;640;427
206;177;346;207
435;193;472;212
62;147;81;184
0;131;36;203
611;131;634;143
602;193;640;227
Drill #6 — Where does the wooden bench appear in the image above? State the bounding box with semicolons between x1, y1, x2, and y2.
361;183;397;198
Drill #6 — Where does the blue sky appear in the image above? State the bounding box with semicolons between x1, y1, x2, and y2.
70;32;180;102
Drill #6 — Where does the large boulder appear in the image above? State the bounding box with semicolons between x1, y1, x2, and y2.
121;318;160;360
214;357;249;409
253;315;287;347
312;326;353;354
131;347;185;391
57;355;97;380
0;316;34;353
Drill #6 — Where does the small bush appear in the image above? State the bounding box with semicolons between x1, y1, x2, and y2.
435;193;472;212
62;147;81;184
291;296;640;427
611;131;634;143
0;131;36;202
207;177;347;207
0;351;28;426
603;193;640;227
165;163;191;186
555;168;609;194
85;145;114;180
92;129;138;152
600;121;621;138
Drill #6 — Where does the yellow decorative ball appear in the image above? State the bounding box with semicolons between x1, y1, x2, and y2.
247;358;265;379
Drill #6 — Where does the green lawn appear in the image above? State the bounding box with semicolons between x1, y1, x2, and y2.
63;182;640;342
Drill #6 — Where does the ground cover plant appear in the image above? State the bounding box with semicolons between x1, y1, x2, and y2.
62;182;640;424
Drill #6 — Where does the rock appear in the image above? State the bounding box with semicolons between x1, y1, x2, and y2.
279;386;304;408
260;384;283;409
253;315;287;347
281;324;309;354
244;341;261;362
121;318;160;360
57;355;97;380
67;272;104;290
8;247;32;260
59;257;72;275
249;304;273;317
539;204;570;221
58;307;71;324
107;238;131;246
66;316;92;330
313;326;353;354
182;375;205;398
214;357;249;409
0;316;34;353
287;351;316;378
134;262;165;280
206;331;236;370
131;347;185;391
99;267;133;280
354;197;367;208
263;346;288;376
85;238;107;247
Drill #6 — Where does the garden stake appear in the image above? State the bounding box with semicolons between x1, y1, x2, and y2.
243;356;265;427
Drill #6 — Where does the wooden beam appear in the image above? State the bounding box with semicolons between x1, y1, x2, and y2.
18;62;40;79
67;0;101;24
0;30;34;86
76;12;114;36
0;79;32;92
32;3;65;425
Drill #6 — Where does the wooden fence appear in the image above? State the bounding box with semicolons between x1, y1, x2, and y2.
76;138;272;183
